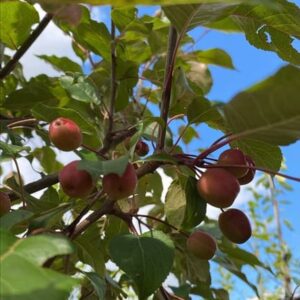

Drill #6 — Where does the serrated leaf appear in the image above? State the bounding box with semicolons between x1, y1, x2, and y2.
224;65;300;146
78;155;129;178
0;1;39;49
109;231;174;299
0;230;77;300
165;180;186;228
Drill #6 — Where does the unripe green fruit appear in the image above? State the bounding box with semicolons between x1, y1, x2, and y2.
0;192;11;216
186;231;217;260
135;141;149;156
59;160;94;198
103;163;137;200
197;168;240;208
238;156;256;185
218;208;252;244
218;149;248;178
49;117;82;151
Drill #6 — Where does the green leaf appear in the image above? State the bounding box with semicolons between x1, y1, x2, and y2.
74;21;111;61
31;103;101;148
0;210;34;230
188;48;235;69
111;7;137;32
0;1;39;49
37;55;82;73
231;138;282;172
179;126;199;145
143;153;178;164
182;177;207;229
60;75;98;103
165;180;186;228
78;155;129;178
83;272;106;300
0;141;30;157
0;230;77;300
224;65;300;146
109;231;175;299
164;1;300;65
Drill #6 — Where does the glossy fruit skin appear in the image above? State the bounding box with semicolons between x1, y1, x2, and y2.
103;163;137;200
135;141;149;156
238;156;256;185
59;160;94;198
197;168;240;208
218;208;252;244
186;231;217;260
0;192;11;216
218;149;248;178
49;117;82;151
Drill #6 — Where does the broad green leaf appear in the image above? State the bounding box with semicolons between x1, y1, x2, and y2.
83;272;106;300
109;231;175;299
179;125;199;145
74;21;111;61
165;180;186;228
0;230;77;300
37;55;82;73
75;235;105;276
112;7;137;32
0;1;39;49
182;177;207;229
231;138;282;172
164;1;300;65
187;97;223;127
186;48;235;69
78;155;129;178
0;210;34;230
31;103;101;148
224;65;300;146
60;75;98;103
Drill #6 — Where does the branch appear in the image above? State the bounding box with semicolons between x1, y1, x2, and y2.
157;26;178;150
0;13;53;80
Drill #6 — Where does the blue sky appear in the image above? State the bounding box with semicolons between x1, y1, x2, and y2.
88;3;300;299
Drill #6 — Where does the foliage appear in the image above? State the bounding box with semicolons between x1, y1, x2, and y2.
0;1;300;299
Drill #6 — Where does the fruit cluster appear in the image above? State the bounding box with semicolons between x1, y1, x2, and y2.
187;149;255;260
48;117;138;200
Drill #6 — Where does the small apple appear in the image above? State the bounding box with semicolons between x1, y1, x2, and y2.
59;160;94;198
135;141;149;156
49;117;82;151
218;149;248;178
0;192;11;216
238;155;256;185
218;208;252;244
197;168;240;208
186;231;217;260
102;163;137;200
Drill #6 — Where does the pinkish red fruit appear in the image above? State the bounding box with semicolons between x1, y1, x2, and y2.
238;156;256;185
186;231;217;260
49;117;82;151
218;208;252;244
103;163;137;200
197;168;240;208
218;149;248;178
59;161;94;198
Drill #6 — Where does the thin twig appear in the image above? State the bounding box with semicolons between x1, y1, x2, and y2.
0;13;53;80
157;26;178;150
